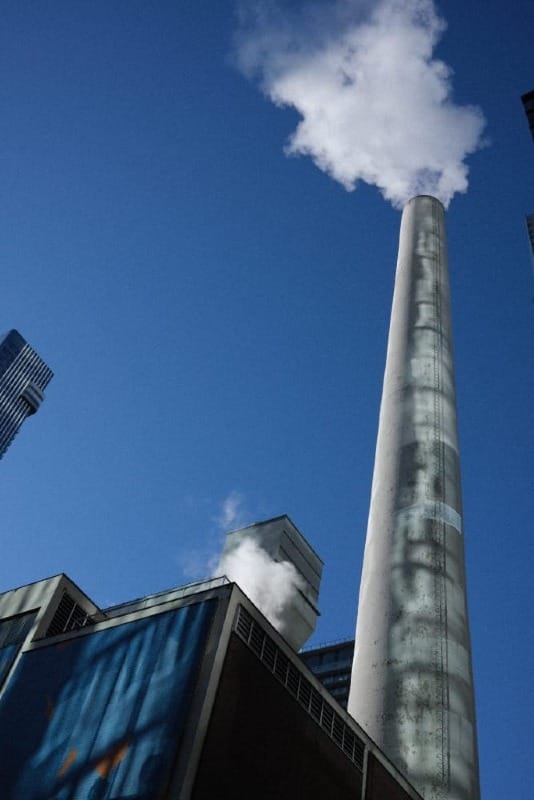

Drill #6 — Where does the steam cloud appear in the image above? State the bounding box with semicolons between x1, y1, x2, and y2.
235;0;486;207
215;490;249;531
211;492;305;634
215;538;305;634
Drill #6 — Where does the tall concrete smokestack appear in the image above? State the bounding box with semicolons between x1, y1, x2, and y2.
348;196;480;800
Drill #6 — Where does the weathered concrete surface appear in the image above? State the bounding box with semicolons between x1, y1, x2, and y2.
348;196;480;800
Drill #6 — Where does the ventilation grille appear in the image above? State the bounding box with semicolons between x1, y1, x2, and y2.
234;605;364;770
46;592;94;637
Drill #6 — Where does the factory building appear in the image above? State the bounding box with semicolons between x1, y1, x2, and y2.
0;199;485;800
0;569;424;800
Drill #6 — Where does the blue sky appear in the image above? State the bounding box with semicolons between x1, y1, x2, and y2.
0;2;532;796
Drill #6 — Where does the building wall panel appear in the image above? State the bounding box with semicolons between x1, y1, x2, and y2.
192;633;363;799
0;599;215;799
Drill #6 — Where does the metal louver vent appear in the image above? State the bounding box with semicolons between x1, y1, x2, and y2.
46;592;92;637
234;605;365;771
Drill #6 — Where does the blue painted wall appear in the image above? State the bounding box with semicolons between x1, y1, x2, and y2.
0;599;215;799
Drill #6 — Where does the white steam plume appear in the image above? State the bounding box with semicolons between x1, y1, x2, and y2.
178;491;306;635
208;492;305;634
214;490;248;531
215;537;305;634
235;0;486;207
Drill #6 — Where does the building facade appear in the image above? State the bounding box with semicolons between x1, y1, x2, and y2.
522;91;534;259
0;573;423;800
521;90;534;140
301;639;354;710
0;329;53;460
526;214;534;261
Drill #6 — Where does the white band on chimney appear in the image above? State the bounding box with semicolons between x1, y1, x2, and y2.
397;501;463;535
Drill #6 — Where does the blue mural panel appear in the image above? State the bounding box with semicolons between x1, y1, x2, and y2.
0;599;216;799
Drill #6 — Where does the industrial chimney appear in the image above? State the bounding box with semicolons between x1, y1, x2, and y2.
348;196;480;800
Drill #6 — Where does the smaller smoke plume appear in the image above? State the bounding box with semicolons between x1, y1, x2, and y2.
177;491;251;580
215;490;248;531
214;537;305;634
235;0;486;207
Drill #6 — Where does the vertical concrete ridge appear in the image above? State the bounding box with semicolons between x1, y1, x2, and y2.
348;196;480;800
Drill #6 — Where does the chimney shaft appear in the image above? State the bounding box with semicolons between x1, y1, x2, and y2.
348;196;480;800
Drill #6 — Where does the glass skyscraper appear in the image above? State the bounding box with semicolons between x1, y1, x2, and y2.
523;93;534;260
521;90;534;140
0;329;53;460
